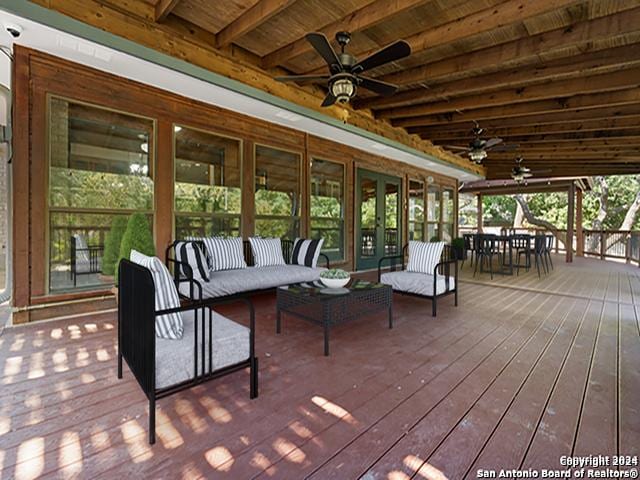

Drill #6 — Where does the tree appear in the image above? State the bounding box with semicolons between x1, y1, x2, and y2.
116;213;155;281
102;216;128;276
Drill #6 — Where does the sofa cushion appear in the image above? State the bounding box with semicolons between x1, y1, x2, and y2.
155;309;249;389
175;241;209;281
130;250;183;340
291;238;324;268
179;264;326;299
380;270;455;296
188;236;247;272
249;237;286;267
407;241;445;274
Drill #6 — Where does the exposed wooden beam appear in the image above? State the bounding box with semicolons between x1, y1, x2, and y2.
485;167;640;180
155;0;180;21
216;0;295;48
407;104;640;132
355;46;640;110
415;116;640;140
486;152;640;160
303;0;580;74
378;67;640;119
377;6;640;87
432;131;640;145
260;0;432;69
393;88;640;128
34;0;483;176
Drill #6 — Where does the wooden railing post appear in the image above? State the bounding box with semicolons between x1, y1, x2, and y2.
600;231;605;260
626;233;631;264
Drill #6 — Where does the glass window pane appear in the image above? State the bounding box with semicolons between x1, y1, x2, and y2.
409;180;424;241
255;145;300;238
427;185;440;222
428;223;439;242
48;98;154;293
174;126;241;238
443;188;454;223
49;98;154;211
360;177;377;257
310;159;344;261
384;182;399;255
442;223;452;243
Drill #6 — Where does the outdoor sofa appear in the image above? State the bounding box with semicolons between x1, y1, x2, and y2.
117;254;258;445
166;237;330;302
378;241;458;316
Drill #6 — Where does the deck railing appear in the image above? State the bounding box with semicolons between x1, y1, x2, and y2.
459;227;640;265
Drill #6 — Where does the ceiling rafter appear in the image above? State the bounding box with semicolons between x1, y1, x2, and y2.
303;0;582;74
216;0;297;48
155;0;181;22
260;0;432;69
378;67;640;120
376;6;640;87
354;46;640;111
393;88;640;128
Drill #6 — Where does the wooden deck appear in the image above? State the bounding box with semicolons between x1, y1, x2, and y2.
1;256;639;479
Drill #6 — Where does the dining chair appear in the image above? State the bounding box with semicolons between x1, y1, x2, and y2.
513;234;532;275
474;234;500;280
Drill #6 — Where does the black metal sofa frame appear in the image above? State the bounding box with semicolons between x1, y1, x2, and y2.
117;259;258;445
377;244;459;316
165;238;330;301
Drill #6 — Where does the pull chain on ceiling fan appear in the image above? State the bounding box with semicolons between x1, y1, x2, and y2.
275;31;411;107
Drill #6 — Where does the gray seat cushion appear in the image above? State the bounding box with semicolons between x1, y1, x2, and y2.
179;265;326;299
155;309;249;389
380;271;455;297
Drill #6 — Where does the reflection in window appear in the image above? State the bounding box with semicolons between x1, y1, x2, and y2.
409;180;424;241
310;159;344;261
48;98;154;292
360;178;377;257
174;126;241;238
442;188;455;243
254;145;300;238
427;185;440;241
384;183;399;255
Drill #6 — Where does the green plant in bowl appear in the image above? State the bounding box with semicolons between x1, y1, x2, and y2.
320;269;350;288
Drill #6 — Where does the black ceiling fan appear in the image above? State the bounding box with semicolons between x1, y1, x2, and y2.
275;31;411;107
444;121;518;164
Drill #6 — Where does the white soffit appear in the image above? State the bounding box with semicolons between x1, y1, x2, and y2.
0;10;482;182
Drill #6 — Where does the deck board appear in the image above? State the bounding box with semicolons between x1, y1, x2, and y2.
0;256;638;479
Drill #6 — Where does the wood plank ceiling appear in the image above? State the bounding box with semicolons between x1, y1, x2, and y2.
101;0;640;179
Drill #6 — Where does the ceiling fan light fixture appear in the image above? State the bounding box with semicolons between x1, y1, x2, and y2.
330;77;356;103
468;149;487;164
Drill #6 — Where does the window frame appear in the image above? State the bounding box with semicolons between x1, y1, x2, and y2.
45;94;156;294
309;156;347;262
172;123;244;239
408;177;426;242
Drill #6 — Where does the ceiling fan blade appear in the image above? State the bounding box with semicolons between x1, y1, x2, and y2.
358;76;398;96
443;145;470;151
353;40;411;73
321;92;337;107
490;143;519;152
305;33;342;70
483;137;503;149
275;74;330;84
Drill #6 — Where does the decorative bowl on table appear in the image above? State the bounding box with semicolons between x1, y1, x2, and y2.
319;269;350;289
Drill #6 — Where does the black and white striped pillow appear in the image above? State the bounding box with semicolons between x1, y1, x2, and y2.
188;236;247;272
406;241;445;275
249;237;286;267
175;241;209;281
291;238;324;268
130;250;183;340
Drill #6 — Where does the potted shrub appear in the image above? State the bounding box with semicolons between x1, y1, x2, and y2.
100;216;129;281
113;213;155;299
451;237;466;261
429;236;440;242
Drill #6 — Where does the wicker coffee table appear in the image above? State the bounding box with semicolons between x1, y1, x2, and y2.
276;279;393;356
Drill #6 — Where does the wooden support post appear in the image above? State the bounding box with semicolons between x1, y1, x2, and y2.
566;183;575;263
576;187;584;257
477;194;483;232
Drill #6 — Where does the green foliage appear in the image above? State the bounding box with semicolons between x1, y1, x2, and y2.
116;213;155;281
451;237;465;249
430;236;440;242
102;216;128;276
